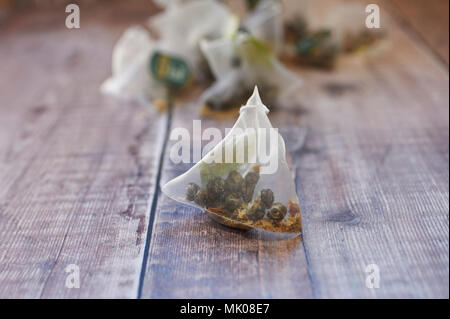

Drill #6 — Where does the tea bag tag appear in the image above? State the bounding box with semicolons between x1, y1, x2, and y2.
239;86;270;114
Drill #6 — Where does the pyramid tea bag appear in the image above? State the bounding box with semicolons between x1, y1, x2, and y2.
162;87;302;233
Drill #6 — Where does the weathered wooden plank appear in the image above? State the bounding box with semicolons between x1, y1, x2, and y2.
0;1;165;298
391;0;449;64
287;2;449;298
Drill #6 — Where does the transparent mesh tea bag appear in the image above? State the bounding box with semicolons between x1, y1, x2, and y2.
322;3;386;54
162;87;302;233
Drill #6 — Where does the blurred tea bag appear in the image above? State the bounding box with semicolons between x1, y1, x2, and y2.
199;31;301;115
102;0;234;110
243;0;284;54
148;0;235;79
101;26;167;107
162;87;302;233
323;3;386;53
285;2;386;69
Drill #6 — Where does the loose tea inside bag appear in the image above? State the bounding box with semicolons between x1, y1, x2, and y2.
162;87;302;233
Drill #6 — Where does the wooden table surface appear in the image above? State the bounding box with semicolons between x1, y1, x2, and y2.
0;0;448;299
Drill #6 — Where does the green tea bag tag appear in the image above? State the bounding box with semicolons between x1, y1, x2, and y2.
150;52;190;88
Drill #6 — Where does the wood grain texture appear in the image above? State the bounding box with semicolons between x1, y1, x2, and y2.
391;0;449;64
141;1;449;298
0;1;164;298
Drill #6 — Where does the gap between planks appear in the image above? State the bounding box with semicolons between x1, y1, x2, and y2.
137;100;173;299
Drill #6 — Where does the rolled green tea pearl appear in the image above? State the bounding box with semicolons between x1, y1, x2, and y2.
268;202;287;221
260;189;274;209
224;194;243;212
248;208;265;221
206;176;225;202
225;170;244;195
245;171;259;185
243;171;259;202
194;188;210;207
186;183;200;201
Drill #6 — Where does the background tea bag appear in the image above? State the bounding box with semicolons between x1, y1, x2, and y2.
199;32;302;113
322;3;386;53
102;0;234;109
148;0;235;80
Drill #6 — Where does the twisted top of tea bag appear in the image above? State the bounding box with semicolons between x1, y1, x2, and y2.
240;86;270;114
